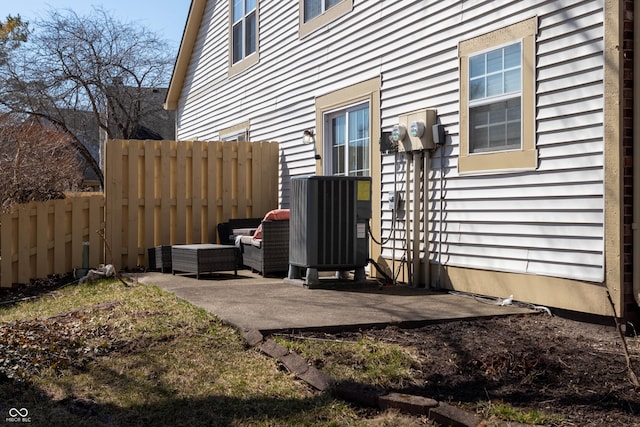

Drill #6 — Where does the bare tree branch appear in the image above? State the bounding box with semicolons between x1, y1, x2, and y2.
0;7;175;189
0;114;84;212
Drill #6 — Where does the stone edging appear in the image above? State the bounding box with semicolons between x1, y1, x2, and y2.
242;330;534;427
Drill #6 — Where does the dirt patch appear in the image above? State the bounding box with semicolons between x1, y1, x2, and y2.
0;274;76;305
295;314;640;425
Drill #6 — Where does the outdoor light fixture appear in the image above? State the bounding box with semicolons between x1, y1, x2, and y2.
302;129;315;145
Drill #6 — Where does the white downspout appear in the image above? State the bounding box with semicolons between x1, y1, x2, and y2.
633;11;640;307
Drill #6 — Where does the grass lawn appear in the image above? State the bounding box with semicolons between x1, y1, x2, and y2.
0;279;430;426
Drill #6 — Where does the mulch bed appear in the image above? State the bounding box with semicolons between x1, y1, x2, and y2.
296;314;640;425
0;274;76;306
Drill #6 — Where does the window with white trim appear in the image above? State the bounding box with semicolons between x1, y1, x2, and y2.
221;130;248;142
219;121;250;142
231;0;257;64
304;0;342;22
324;102;370;177
468;42;522;153
299;0;352;38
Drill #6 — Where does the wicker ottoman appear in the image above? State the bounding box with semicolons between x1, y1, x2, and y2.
150;245;172;273
171;244;238;279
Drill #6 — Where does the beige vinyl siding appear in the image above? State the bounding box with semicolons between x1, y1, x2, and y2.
176;0;605;283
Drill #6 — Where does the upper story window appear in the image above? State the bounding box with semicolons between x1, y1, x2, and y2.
232;0;256;63
299;0;352;38
458;17;537;174
304;0;342;22
229;0;259;75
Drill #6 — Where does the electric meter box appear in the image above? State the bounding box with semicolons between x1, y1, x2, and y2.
397;109;437;152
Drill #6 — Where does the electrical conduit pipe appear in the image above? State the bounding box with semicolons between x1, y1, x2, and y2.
634;11;640;308
405;151;413;285
412;151;422;287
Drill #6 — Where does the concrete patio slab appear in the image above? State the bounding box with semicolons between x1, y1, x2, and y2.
136;271;534;334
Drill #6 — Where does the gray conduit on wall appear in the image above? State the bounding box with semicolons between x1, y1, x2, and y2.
405;151;413;285
423;150;431;289
392;151;397;284
437;140;445;289
634;12;640;308
412;152;422;287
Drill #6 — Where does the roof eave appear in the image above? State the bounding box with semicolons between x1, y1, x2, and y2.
164;0;208;111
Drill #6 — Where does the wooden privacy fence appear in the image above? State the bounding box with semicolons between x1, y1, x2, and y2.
104;139;279;270
0;193;105;287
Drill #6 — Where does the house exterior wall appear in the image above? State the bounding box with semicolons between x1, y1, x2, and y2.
171;0;631;317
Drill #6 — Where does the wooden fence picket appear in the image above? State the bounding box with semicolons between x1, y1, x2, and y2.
0;194;105;287
0;139;278;287
103;139;279;271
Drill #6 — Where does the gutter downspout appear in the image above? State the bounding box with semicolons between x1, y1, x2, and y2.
634;9;640;307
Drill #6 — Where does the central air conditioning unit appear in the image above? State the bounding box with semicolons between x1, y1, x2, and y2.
287;175;372;287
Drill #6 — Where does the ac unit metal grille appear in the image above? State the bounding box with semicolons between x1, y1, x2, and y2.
289;176;371;270
316;178;356;265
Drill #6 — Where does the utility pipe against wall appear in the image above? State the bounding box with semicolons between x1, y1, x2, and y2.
412;151;422;287
392;151;398;285
634;11;640;308
437;141;445;289
405;151;413;285
423;149;431;289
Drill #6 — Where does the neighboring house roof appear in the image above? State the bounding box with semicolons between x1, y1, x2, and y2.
29;111;101;184
105;86;176;141
165;0;207;111
59;109;102;183
61;87;175;183
59;109;100;159
134;124;163;140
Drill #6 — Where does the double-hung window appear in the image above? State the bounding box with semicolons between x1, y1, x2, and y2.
230;0;258;75
459;18;537;174
468;42;522;153
299;0;352;38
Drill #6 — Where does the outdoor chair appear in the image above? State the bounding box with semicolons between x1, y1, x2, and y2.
217;217;263;245
239;209;290;276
